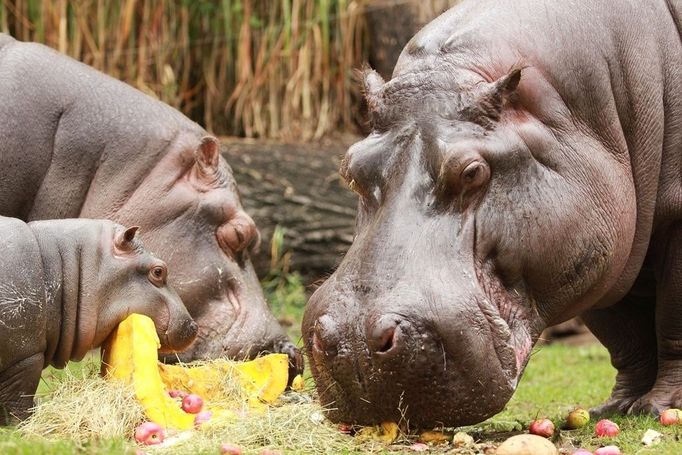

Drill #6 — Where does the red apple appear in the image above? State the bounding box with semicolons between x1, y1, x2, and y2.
181;393;204;414
594;419;619;437
660;408;682;426
134;422;165;446
194;410;213;426
566;408;590;429
594;446;621;455
528;418;555;438
220;443;243;455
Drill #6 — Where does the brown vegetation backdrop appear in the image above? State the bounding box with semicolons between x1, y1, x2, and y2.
0;0;458;139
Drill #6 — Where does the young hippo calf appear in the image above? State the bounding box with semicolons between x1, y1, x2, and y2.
0;216;198;425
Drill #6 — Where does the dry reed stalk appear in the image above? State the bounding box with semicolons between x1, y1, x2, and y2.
0;0;378;139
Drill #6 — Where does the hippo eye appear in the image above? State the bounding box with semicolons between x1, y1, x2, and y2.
148;265;167;287
436;153;491;207
460;160;490;191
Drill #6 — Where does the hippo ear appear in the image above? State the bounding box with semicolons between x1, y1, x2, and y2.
494;67;522;95
114;226;140;254
360;66;385;114
478;66;524;119
194;136;220;173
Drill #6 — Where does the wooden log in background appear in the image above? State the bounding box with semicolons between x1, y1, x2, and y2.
222;136;360;282
366;0;460;80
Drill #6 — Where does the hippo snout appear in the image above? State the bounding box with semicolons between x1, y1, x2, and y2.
305;303;518;428
158;293;199;353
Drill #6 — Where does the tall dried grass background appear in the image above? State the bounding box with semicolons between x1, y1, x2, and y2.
0;0;458;140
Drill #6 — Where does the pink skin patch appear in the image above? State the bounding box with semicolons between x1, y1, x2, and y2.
510;328;534;387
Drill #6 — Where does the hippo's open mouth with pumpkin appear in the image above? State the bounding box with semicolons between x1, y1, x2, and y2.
303;0;682;427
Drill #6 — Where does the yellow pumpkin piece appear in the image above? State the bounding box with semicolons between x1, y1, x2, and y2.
419;430;451;445
233;354;289;405
355;421;400;444
291;374;305;392
157;354;289;408
101;314;195;430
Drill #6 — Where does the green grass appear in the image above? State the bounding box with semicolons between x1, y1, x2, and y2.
0;431;131;455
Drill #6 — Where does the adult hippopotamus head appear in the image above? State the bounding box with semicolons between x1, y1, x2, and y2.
302;6;639;427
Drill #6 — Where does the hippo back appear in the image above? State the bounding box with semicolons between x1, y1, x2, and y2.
0;33;202;221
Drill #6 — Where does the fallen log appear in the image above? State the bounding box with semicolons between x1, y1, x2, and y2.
221;136;359;282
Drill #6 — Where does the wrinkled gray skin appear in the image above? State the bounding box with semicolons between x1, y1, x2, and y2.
303;0;682;427
0;216;198;425
0;34;302;377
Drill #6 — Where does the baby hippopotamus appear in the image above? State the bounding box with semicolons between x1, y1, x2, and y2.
0;216;198;425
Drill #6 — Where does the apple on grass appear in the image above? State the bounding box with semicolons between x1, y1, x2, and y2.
566;408;590;429
594;419;619;437
660;408;682;426
134;422;165;446
594;446;621;455
194;410;213;427
529;418;555;438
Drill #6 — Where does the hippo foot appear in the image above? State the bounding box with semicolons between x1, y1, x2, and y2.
273;340;305;386
590;395;641;417
628;387;682;416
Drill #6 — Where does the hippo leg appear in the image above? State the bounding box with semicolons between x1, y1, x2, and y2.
582;295;658;416
629;227;682;415
0;353;44;425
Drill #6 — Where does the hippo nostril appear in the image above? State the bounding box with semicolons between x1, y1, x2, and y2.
368;316;402;355
377;327;395;353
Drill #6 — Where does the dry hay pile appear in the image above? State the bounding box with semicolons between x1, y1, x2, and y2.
17;360;437;454
20;362;144;443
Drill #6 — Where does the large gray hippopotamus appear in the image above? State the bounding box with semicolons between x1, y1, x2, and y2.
303;0;682;427
0;216;197;424
0;33;302;376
